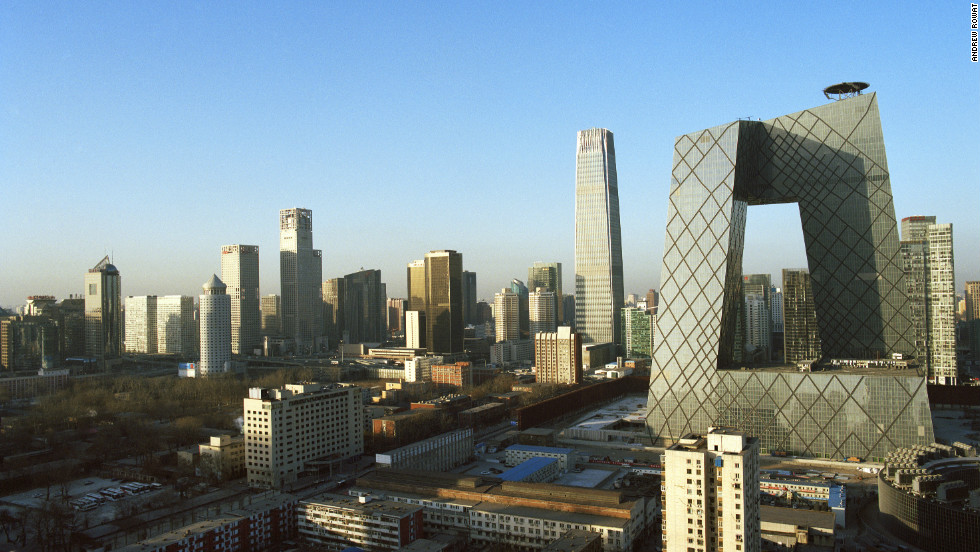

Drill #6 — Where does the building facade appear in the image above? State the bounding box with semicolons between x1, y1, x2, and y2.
620;307;655;359
84;255;122;359
663;429;761;552
220;244;261;356
199;275;231;376
298;494;424;551
244;383;363;489
574;128;624;348
529;262;563;324
124;295;157;354
260;294;281;336
279;208;323;351
157;295;196;356
375;428;474;472
343;269;387;344
494;288;520;343
529;288;558;336
533;327;582;384
462;270;478;326
424;250;463;354
646;93;933;460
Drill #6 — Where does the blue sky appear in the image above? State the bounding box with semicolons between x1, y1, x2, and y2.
2;2;978;307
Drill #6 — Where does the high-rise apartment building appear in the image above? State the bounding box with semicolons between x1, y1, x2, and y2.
574;128;624;347
124;296;157;354
494;288;520;343
462;270;478;326
621;307;655;358
199;275;231;376
900;216;957;384
260;294;281;336
157;295;197;356
279;208;323;351
647;92;933;460
405;311;425;349
662;429;760;552
342;269;386;344
424;250;463;354
533;327;582;384
529;288;557;336
244;383;363;489
769;287;783;333
84;255;122;360
528;262;563;324
220;245;260;355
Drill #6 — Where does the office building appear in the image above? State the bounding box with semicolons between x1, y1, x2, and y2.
645;289;659;314
260;294;281;336
404;355;442;383
534;327;582;384
509;278;530;338
220;244;260;355
297;493;424;551
244;383;363;489
0;317;59;371
343;269;386;344
84;255;122;359
620;307;654;358
494;288;520;343
387;297;406;334
646;92;933;460
901;216;957;384
322;278;344;346
406;311;425;349
529;262;563;323
407;259;426;312
663;429;761;552
741;274;772;361
124;295;157;354
462;270;478;325
769;287;783;333
199;275;231;376
529;288;558;336
279;208;323;351
156;295;196;356
966;281;980;357
424;250;463;354
575;128;624;348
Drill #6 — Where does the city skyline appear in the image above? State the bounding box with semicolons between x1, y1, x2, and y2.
2;4;978;307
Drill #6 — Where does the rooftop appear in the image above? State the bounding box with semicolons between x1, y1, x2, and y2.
506;444;574;455
499;457;559;481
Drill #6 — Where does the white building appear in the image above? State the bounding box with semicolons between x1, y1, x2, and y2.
244;383;363;489
928;223;956;384
495;288;520;343
199;275;231;376
221;244;261;355
529;288;558;336
406;310;425;349
156;295;196;356
504;445;575;472
743;293;770;357
663;428;760;552
769;287;783;334
124;295;157;354
404;355;443;383
297;494;423;550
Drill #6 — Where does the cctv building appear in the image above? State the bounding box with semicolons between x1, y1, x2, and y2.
646;91;934;461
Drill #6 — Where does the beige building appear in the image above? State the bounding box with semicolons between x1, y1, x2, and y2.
124;295;157;354
221;244;261;355
244;383;363;489
534;327;582;384
298;493;424;550
495;288;520;343
198;434;245;480
529;288;558;336
663;429;760;552
199;275;231;376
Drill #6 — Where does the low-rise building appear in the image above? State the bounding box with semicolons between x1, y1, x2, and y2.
458;402;506;428
759;506;835;550
542;528;603;552
498;457;561;483
505;445;574;472
298;493;423;551
373;410;428;439
198;434;245;480
376;428;474;472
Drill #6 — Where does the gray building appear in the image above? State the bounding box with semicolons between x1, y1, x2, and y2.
342;269;386;344
279;208;323;352
220;244;260;355
574;128;624;348
462;270;477;326
528;262;563;324
646;91;933;460
84;255;122;360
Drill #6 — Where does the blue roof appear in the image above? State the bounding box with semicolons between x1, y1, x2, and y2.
505;444;574;455
499;457;559;481
828;484;845;509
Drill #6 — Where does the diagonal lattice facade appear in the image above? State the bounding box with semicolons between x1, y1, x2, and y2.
646;94;934;460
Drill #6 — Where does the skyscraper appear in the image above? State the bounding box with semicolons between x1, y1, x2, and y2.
646;92;933;460
742;274;772;360
279;208;322;351
322;278;344;347
84;255;122;360
781;269;820;364
900;216;957;384
424;250;463;354
199;274;231;376
406;260;426;313
405;311;425;349
386;298;406;334
644;289;658;315
965;281;980;358
574;128;624;347
528;262;563;323
157;295;196;356
343;269;386;344
124;295;157;354
221;245;260;356
494;288;520;343
260;294;281;336
462;271;477;326
528;288;557;336
509;279;529;338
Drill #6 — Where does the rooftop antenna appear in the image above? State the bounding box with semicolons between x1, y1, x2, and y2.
823;81;869;101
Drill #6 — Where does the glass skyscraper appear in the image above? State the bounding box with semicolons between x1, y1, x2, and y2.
646;93;933;460
574;128;624;347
